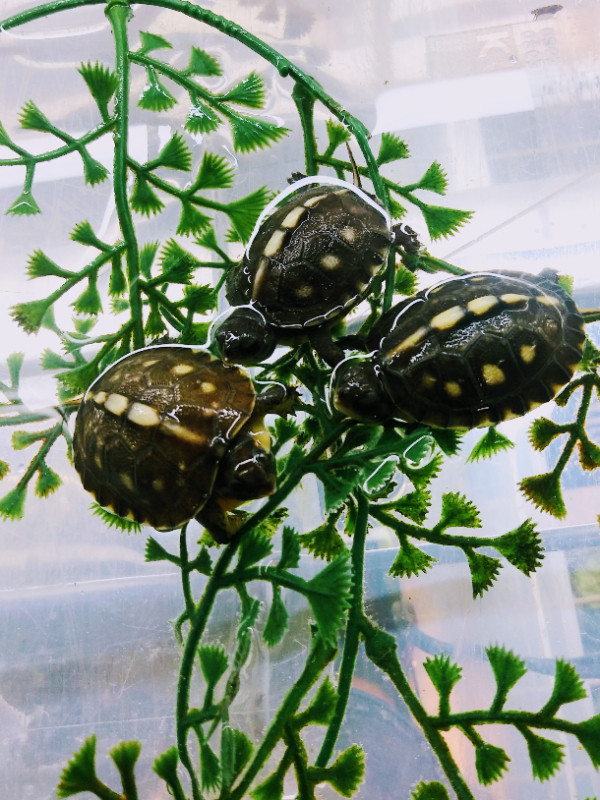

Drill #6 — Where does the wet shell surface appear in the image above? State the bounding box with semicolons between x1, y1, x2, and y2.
351;270;585;429
225;177;394;331
73;346;256;530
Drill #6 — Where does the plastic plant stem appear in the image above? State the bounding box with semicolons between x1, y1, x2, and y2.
176;541;240;800
292;83;318;176
315;490;368;768
104;1;144;350
360;617;477;800
283;723;314;800
228;635;336;800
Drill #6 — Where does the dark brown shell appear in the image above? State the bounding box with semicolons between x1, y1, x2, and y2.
73;346;256;530
368;269;585;429
226;181;394;331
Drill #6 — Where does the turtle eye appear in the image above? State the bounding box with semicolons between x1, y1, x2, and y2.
211;306;276;365
331;357;395;423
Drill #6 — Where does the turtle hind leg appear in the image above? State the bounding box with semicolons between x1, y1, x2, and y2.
307;326;347;368
195;500;245;544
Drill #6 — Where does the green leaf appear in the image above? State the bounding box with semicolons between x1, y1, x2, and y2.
305;552;352;647
495;519;543;576
237;528;273;571
423;654;461;708
195;225;221;253
19;100;52;132
130;174;164;216
389;539;436;578
0;485;27;520
56;736;99;798
251;769;284;800
410;782;450;800
225;186;270;243
0;461;9;480
160;239;203;281
466;551;501;598
388;489;431;524
187;46;222;76
7;352;24;389
430;428;463;457
297;676;338;727
7;188;41;216
153;746;180;785
193;547;213;576
192;151;235;190
262;584;289;646
467;426;515;462
41;349;72;371
528;417;564;451
138;31;173;54
321;744;365;797
324;119;350;153
578;436;600;470
109;740;141;785
200;740;221;791
180;285;217;314
72;274;102;316
222;728;253;787
300;516;346;561
185;99;221;135
394;265;418;296
35;462;62;498
144;536;176;563
177;201;212;237
581;337;600;372
278;525;301;570
417;161;448;194
58;360;100;395
140;241;160;279
91;503;142;533
109;255;127;297
420;204;474;240
519;471;566;518
575;714;600;768
519;727;564;781
403;451;443;488
154;132;191;171
12;429;45;450
474;740;510;785
438;492;481;531
26;249;73;279
0;120;12;146
377;132;409;165
227;112;289;153
364;457;398;497
70;221;106;249
80;149;109;186
486;646;527;709
541;659;586;716
219;71;265;109
198;644;229;687
388;195;407;219
78;61;118;107
320;467;362;514
138;67;176;112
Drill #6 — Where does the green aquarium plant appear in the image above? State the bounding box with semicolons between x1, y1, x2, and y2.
1;2;600;799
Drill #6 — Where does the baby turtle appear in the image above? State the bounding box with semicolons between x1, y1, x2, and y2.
211;175;395;367
73;345;287;541
331;269;585;429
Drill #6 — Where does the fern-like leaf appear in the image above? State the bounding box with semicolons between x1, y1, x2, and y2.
193;151;234;190
138;31;173;54
578;436;600;470
198;644;229;687
26;250;73;279
474;740;510;785
219;71;266;109
540;659;586;716
420;204;473;240
486;645;527;710
377;132;409;165
424;654;461;714
519;727;564;781
528;417;564;451
56;736;99;798
11;297;54;333
187;46;222;76
78;61;118;107
519;471;566;518
91;503;142;533
35;462;62;498
297;676;338;727
262;584;289;646
200;740;221;791
225;186;270;243
494;519;543;576
130;175;164;216
138;67;176;112
467;426;515;462
80;150;109;186
299;518;346;562
19;100;52;132
325;119;350;152
389;539;436;578
0;485;27;521
320;744;365;798
410;782;450;800
7;189;41;216
72;274;102;316
438;492;481;531
227;112;289;153
154;132;192;171
305;552;352;647
177;202;212;237
417;161;448;194
466;551;501;598
185;98;221;134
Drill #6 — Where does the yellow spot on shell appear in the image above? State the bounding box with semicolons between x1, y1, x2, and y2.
421;373;437;390
104;393;129;416
500;293;528;305
252;257;270;300
120;473;134;491
303;193;328;208
201;381;216;393
467;295;499;316
520;344;536;364
295;284;313;299
94;453;103;470
93;391;108;405
281;205;306;228
431;305;465;331
482;363;505;386
152;477;165;492
538;294;561;307
142;359;159;368
127;402;161;427
386;326;429;358
340;226;357;243
161;419;207;445
263;228;286;257
172;363;194;376
321;254;341;269
444;381;462;398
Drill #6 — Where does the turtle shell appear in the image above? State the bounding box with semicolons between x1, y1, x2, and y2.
367;269;585;429
73;346;256;530
226;178;394;331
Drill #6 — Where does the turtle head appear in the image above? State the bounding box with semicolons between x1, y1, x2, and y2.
331;355;396;423
214;424;276;505
211;306;277;365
